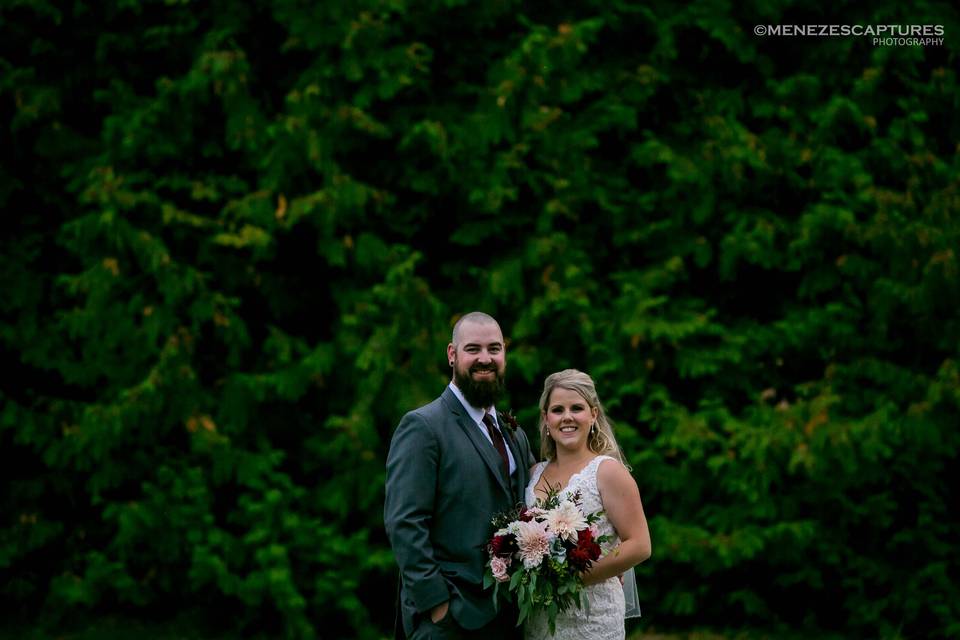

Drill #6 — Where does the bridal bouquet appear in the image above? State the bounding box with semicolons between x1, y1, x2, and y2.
482;488;610;634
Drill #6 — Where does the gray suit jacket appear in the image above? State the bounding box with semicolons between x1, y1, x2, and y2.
384;386;535;637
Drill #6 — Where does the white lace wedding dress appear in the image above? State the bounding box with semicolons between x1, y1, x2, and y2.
524;455;626;640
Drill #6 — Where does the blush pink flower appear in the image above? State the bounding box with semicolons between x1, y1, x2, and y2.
544;500;588;542
490;555;511;582
516;520;553;569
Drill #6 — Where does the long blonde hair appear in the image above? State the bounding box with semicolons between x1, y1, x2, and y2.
538;369;628;466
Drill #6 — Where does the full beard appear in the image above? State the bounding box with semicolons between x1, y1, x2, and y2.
454;364;505;409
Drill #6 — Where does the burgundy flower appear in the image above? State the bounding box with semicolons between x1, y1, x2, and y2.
489;534;517;557
518;506;534;522
577;528;594;545
585;541;602;561
568;546;593;570
573;528;602;564
499;410;519;434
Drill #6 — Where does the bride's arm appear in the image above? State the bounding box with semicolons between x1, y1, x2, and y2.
582;459;652;586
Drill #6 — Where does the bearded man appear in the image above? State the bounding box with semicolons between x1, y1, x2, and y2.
385;312;535;639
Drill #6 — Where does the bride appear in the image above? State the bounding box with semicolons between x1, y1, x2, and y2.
525;369;652;640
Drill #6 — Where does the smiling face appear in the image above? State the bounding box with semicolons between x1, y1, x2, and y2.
543;387;599;455
448;319;506;409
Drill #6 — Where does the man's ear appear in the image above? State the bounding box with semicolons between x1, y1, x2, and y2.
447;343;456;366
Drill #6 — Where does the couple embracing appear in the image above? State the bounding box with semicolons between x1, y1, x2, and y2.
385;312;652;640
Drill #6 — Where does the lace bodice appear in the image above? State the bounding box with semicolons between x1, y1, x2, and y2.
523;455;625;639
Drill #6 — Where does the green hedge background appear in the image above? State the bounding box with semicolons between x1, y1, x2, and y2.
2;1;959;638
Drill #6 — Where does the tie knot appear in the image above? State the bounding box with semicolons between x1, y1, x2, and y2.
483;412;495;428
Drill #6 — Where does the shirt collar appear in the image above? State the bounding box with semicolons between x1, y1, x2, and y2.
448;382;498;427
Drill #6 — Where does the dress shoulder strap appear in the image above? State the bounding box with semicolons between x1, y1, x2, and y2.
587;454;617;477
531;461;548;486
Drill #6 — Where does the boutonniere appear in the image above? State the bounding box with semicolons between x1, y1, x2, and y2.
498;410;519;434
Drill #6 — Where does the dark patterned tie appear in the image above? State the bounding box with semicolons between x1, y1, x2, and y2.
482;413;510;476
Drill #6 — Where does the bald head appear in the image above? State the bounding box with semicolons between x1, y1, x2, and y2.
451;311;501;347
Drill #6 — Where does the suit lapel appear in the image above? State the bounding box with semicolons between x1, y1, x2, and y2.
442;388;512;497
